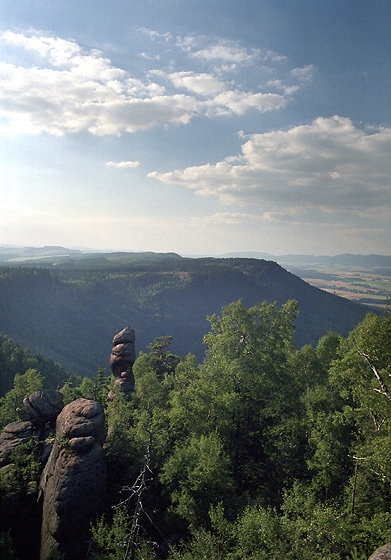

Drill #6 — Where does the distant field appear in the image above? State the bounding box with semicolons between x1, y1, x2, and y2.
288;267;390;312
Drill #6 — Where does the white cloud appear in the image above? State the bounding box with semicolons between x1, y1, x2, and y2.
291;64;315;83
149;116;391;213
266;79;300;96
190;42;261;64
0;31;200;135
105;160;140;168
211;90;287;115
138;28;172;42
159;71;228;96
150;69;287;115
0;30;311;136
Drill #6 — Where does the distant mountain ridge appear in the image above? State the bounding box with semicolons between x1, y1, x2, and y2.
1;246;390;270
218;252;391;269
0;253;378;377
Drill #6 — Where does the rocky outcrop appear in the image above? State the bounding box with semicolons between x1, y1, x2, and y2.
0;390;64;560
0;328;136;559
0;420;34;467
0;390;64;470
109;326;136;399
40;398;107;560
22;389;64;425
55;397;105;443
369;544;391;559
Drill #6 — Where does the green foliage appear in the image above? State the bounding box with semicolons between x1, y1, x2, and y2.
2;299;391;560
347;547;367;560
199;300;300;501
0;440;41;491
160;433;234;529
0;256;372;378
59;367;112;406
169;527;224;560
90;506;130;560
104;395;146;487
0;368;43;428
0;333;68;397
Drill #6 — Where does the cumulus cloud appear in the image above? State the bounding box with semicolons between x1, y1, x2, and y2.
149;116;391;212
0;30;312;136
105;160;140;168
150;69;287;116
0;31;200;135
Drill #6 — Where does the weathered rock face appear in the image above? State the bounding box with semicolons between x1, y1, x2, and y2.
40;398;107;560
369;543;391;559
0;420;34;467
56;397;105;443
0;391;64;560
109;326;136;399
23;389;64;425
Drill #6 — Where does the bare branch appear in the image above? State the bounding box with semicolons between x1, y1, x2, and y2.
369;408;387;431
352;338;391;401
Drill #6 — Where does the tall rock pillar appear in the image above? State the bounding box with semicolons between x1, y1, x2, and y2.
109;326;136;399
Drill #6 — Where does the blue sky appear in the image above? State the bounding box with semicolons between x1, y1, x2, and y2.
0;0;390;256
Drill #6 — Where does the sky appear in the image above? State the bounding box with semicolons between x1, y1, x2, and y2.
0;0;390;256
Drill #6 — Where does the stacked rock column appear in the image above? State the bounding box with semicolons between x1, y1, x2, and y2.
109;326;136;400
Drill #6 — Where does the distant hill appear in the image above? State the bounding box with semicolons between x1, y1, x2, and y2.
219;251;391;270
0;253;377;377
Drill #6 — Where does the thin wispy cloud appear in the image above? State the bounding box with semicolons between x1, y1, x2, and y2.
105;160;140;168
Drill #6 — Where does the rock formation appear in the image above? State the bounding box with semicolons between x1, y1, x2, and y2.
22;389;64;425
0;328;137;559
0;389;64;469
109;326;136;399
369;544;391;559
0;420;34;467
0;390;64;560
40;398;107;560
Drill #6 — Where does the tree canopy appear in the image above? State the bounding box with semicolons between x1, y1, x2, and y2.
1;301;391;560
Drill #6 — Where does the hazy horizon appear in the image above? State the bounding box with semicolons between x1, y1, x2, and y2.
1;1;390;256
1;243;390;260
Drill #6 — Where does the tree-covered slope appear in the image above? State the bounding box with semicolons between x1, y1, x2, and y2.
0;255;375;377
0;332;69;396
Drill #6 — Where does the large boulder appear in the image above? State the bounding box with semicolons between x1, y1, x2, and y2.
40;399;107;560
23;389;64;424
369;544;391;559
56;398;105;443
0;421;34;467
0;420;42;559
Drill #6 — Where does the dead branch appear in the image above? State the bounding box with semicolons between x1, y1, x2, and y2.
352;339;391;401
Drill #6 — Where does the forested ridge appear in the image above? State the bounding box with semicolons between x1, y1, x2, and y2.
1;299;390;559
0;256;375;378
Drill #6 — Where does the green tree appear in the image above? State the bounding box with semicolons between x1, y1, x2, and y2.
160;432;234;529
199;300;300;502
0;368;43;427
329;313;391;515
